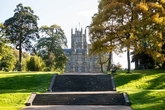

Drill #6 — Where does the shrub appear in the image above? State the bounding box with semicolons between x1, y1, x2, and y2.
0;43;16;71
26;55;46;71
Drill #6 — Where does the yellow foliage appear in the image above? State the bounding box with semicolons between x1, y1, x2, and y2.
151;13;165;23
90;0;165;62
158;32;162;39
138;2;149;12
145;48;165;63
160;0;165;4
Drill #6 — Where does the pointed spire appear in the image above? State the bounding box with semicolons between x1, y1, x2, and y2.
85;28;86;36
81;28;83;34
71;28;73;35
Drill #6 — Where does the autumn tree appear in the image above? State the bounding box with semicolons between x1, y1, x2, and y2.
4;3;39;71
133;1;165;67
90;0;165;72
90;0;137;73
89;12;114;72
36;24;68;71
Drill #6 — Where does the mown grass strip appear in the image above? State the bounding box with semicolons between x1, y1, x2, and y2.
0;72;55;110
114;69;165;110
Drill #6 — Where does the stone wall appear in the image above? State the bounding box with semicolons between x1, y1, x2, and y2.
64;28;100;73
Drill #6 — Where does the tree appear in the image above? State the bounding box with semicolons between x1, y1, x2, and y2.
90;0;165;72
0;23;6;43
107;52;113;71
133;1;165;66
90;0;136;73
98;52;113;72
36;24;68;71
26;55;46;71
0;23;3;36
132;52;155;69
89;13;115;72
0;43;16;71
4;3;39;71
0;23;4;60
12;48;30;71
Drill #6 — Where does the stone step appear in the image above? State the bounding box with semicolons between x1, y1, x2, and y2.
50;74;115;92
32;93;126;105
43;91;118;94
22;105;133;110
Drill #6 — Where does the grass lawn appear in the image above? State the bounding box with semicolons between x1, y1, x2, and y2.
0;71;55;110
114;69;165;110
1;70;165;110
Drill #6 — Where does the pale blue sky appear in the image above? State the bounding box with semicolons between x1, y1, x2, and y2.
0;0;134;69
0;0;98;47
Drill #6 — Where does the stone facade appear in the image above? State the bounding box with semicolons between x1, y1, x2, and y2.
64;28;100;73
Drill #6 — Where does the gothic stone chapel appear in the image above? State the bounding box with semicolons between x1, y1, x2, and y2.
63;28;100;73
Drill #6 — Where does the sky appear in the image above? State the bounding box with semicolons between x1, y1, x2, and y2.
0;0;134;69
0;0;98;46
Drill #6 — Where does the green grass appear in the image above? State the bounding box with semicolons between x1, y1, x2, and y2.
114;69;165;110
1;70;165;110
0;72;55;110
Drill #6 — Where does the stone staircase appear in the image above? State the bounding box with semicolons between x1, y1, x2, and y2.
26;73;131;106
51;74;114;91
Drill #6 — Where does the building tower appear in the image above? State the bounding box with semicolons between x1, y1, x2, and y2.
63;27;100;73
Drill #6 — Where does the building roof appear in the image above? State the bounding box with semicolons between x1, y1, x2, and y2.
76;49;85;53
63;49;72;54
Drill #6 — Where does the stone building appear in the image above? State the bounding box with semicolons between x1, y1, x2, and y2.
63;28;100;73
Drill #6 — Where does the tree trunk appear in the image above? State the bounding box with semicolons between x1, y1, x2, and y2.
18;33;23;71
107;52;112;71
18;43;22;71
135;59;138;70
162;62;165;69
100;63;103;73
127;47;131;73
99;54;104;72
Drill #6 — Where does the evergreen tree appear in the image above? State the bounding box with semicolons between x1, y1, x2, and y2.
4;3;39;71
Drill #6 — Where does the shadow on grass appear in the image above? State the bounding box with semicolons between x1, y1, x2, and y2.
114;69;165;90
145;74;165;90
129;90;165;110
131;69;165;74
113;73;143;88
0;74;54;93
114;69;165;110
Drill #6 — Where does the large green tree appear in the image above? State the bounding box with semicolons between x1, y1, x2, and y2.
36;24;68;71
4;3;39;71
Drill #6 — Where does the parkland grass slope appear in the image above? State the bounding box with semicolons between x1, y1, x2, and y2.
0;72;54;110
114;69;165;110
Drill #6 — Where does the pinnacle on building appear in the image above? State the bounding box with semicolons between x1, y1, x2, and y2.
63;28;100;72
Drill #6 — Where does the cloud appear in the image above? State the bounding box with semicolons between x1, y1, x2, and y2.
77;9;97;18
